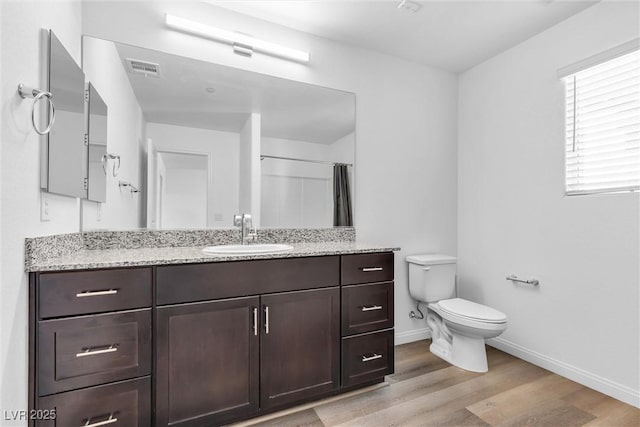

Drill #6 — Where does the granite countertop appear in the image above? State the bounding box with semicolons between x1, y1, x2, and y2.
27;241;400;272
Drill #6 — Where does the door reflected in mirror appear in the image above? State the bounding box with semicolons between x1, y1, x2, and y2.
81;37;355;230
148;150;209;229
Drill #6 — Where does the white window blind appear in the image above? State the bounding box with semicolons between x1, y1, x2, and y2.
564;49;640;195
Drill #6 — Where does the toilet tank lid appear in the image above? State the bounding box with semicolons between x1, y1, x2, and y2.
406;254;457;265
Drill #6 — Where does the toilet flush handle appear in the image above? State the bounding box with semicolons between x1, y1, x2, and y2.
421;267;431;271
506;275;539;286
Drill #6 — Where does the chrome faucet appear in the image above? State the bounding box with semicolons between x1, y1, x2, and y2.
233;213;257;244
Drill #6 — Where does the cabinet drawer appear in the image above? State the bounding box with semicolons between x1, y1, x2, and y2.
38;309;151;396
342;282;394;336
157;256;339;304
39;268;151;319
37;377;150;427
342;329;394;387
341;253;394;285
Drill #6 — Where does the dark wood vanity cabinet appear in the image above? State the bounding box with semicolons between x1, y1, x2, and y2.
155;297;260;426
30;268;152;427
30;252;394;426
260;288;340;410
155;288;341;427
340;253;395;388
154;257;342;426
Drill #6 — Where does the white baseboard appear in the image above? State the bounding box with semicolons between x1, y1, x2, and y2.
395;328;431;346
488;337;640;409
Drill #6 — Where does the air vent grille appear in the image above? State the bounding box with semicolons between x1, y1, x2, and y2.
125;58;160;77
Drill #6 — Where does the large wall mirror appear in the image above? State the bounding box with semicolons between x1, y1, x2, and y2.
81;36;355;231
42;31;87;198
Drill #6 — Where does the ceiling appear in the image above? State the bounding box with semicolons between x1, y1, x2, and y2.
208;0;599;73
112;41;355;143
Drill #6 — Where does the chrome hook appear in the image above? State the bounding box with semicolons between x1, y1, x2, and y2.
102;153;121;177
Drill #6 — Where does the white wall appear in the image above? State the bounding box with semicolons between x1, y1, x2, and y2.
146;122;240;227
329;131;356;165
0;1;82;423
458;0;639;407
82;36;146;230
81;0;459;346
238;113;261;224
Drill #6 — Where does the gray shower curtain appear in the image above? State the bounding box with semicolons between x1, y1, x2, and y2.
333;164;353;226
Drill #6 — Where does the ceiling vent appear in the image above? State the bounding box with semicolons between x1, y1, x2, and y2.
397;0;422;13
125;58;160;78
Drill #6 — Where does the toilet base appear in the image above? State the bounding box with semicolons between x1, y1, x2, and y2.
426;307;491;373
429;333;488;373
451;333;488;373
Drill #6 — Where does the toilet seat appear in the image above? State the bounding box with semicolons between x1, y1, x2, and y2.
436;298;507;324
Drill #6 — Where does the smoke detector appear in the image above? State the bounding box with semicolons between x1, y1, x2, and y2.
397;0;422;13
125;58;160;78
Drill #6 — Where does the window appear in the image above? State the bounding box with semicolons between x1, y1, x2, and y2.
563;49;640;195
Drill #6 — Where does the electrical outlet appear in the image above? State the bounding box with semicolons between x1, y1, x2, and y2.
214;213;224;222
40;193;50;222
96;203;102;222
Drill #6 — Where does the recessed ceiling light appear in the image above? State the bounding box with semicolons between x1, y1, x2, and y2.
205;87;216;94
397;0;422;13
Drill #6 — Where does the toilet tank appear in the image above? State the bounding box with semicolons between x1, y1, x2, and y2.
406;254;457;302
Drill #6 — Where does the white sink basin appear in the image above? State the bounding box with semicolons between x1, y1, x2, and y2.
202;244;294;255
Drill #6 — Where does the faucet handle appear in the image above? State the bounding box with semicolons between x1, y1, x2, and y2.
233;214;243;227
247;226;258;242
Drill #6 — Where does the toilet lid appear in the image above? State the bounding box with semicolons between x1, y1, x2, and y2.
437;298;507;323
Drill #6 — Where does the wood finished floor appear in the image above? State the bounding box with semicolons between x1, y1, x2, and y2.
250;340;640;427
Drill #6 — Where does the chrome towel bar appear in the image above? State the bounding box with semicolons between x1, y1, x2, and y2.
507;275;539;286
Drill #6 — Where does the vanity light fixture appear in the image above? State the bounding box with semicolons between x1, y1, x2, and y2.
164;14;310;63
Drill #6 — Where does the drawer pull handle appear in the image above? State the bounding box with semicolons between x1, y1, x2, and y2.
76;289;118;298
252;307;258;336
264;306;270;334
361;305;383;312
361;267;383;272
83;414;118;427
76;344;118;358
362;353;383;362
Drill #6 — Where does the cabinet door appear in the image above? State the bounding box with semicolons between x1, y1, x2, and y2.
156;297;259;427
260;287;340;410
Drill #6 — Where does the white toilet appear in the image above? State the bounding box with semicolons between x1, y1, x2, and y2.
406;254;507;373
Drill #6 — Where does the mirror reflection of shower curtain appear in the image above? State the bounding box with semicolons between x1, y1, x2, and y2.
333;164;353;226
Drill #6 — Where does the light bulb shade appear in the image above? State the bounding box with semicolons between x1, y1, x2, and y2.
165;14;310;63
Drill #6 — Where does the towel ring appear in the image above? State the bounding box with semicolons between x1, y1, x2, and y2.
18;84;56;135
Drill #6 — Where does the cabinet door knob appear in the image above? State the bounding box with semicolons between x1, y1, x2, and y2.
264;306;270;334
